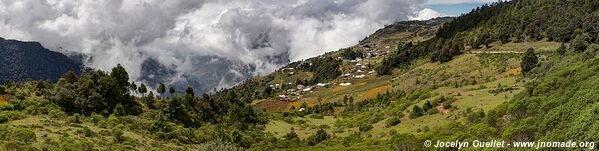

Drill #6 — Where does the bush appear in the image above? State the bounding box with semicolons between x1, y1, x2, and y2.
77;126;96;137
442;101;452;109
385;117;401;127
283;131;299;141
410;105;423;119
111;124;126;143
359;123;373;132
89;112;104;123
318;124;330;129
426;108;439;115
309;114;324;119
0;111;25;123
306;129;329;146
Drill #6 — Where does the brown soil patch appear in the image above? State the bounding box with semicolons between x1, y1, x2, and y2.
436;106;450;114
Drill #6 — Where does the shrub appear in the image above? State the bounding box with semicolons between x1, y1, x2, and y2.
307;129;329;146
14;128;37;144
0;111;25;123
111;124;126;143
309;114;324;119
426;108;439;115
385;116;401;127
283;131;299;141
77;126;96;137
410;105;423;119
89;112;104;123
442;101;452;109
318;124;330;129
359;123;373;132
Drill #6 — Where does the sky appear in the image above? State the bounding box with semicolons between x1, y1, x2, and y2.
0;0;490;92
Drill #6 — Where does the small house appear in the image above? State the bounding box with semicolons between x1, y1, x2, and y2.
339;83;352;86
279;95;289;101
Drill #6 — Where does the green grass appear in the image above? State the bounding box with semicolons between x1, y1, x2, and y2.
265;116;339;139
6;115;194;150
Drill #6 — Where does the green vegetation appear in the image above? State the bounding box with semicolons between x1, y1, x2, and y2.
520;48;538;73
1;0;598;150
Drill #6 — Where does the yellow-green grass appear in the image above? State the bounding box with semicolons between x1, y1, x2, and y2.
471;41;561;53
304;76;391;103
268;71;314;86
265;116;338;139
366;76;522;139
7;115;191;150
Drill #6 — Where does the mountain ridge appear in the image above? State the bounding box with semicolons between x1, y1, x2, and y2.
0;37;84;83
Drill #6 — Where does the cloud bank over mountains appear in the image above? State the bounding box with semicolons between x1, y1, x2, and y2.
0;0;428;93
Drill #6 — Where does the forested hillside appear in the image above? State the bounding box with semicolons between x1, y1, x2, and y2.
0;37;83;82
0;0;597;150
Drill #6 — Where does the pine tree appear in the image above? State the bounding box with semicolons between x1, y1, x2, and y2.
138;83;147;96
423;101;432;112
169;87;175;95
185;86;194;97
157;83;166;98
410;105;423;118
521;48;539;74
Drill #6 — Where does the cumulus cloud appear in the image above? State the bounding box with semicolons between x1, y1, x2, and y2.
409;8;444;20
0;0;426;93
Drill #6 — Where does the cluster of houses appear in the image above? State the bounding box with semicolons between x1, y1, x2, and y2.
273;43;393;102
360;43;391;59
276;82;330;102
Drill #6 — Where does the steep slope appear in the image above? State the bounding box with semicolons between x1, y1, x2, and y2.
0;0;597;150
0;37;83;82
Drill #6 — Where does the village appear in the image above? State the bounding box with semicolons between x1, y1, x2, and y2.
271;42;394;108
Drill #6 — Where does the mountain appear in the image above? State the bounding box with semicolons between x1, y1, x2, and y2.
0;0;598;150
0;37;83;82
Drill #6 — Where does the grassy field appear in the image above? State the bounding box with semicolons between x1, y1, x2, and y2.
265;116;340;139
263;49;527;141
6;115;192;150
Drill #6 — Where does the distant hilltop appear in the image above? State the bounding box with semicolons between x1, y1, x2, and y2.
0;37;84;83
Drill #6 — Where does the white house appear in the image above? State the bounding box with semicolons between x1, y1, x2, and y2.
317;83;329;87
339;83;352;86
303;87;312;92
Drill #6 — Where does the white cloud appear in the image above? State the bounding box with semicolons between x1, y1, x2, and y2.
0;0;426;92
409;8;444;20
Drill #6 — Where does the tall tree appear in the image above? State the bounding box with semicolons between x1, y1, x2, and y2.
157;83;166;98
169;87;176;95
138;83;147;96
60;71;78;84
130;82;137;94
145;91;155;109
185;86;194;97
521;48;539;74
111;64;130;94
